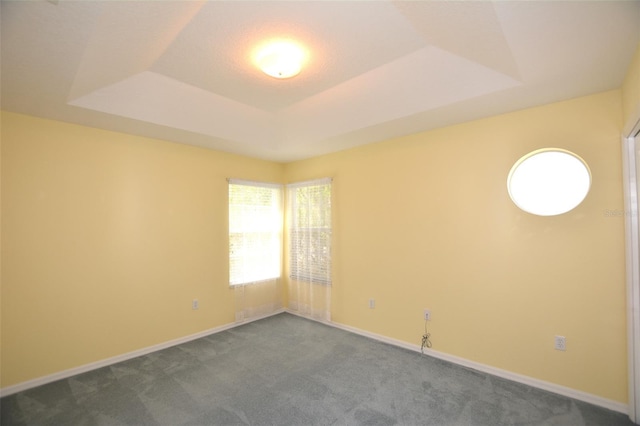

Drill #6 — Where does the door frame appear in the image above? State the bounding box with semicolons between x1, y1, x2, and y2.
622;116;640;424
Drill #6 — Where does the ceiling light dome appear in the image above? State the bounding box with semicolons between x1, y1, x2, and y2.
256;40;306;79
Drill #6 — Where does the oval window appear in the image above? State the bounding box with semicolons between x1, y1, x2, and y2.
507;149;591;216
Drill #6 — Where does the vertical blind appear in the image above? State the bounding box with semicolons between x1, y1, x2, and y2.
287;178;332;285
228;179;283;286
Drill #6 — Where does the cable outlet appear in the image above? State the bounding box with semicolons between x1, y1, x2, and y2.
423;309;431;321
369;298;375;309
192;299;199;310
554;335;566;351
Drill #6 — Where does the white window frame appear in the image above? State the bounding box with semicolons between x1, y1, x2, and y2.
287;178;332;285
228;179;283;286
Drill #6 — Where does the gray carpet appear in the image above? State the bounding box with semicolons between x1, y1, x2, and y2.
0;313;635;425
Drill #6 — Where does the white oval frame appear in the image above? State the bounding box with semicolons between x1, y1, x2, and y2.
507;148;592;216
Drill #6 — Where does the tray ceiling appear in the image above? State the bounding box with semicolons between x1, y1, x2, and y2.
2;1;639;162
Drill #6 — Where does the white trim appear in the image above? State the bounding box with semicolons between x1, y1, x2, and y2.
284;307;332;324
623;108;640;140
1;308;628;415
227;178;283;189
326;319;628;415
0;309;284;398
234;307;286;325
623;133;640;424
285;177;333;189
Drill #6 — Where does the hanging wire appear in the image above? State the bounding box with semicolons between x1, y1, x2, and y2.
421;319;432;353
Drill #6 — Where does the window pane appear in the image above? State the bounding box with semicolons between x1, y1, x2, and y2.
229;181;283;286
287;180;332;284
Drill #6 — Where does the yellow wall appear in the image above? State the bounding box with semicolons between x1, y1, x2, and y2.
0;112;284;387
284;90;627;403
622;43;640;132
0;90;631;403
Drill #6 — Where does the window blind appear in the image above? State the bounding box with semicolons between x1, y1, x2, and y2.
228;179;283;286
287;178;332;285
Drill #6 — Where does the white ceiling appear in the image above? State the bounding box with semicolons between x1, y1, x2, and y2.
2;1;639;162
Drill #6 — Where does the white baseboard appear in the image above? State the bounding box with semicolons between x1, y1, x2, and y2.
1;308;629;416
327;319;628;415
0;309;284;398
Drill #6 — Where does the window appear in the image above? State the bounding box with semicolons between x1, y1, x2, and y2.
287;178;332;284
228;180;283;286
507;148;591;216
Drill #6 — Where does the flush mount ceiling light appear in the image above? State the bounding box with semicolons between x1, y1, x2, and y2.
256;40;306;79
507;148;591;216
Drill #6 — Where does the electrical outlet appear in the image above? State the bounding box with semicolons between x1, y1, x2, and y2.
369;298;375;309
554;335;566;351
192;299;199;310
423;309;431;321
